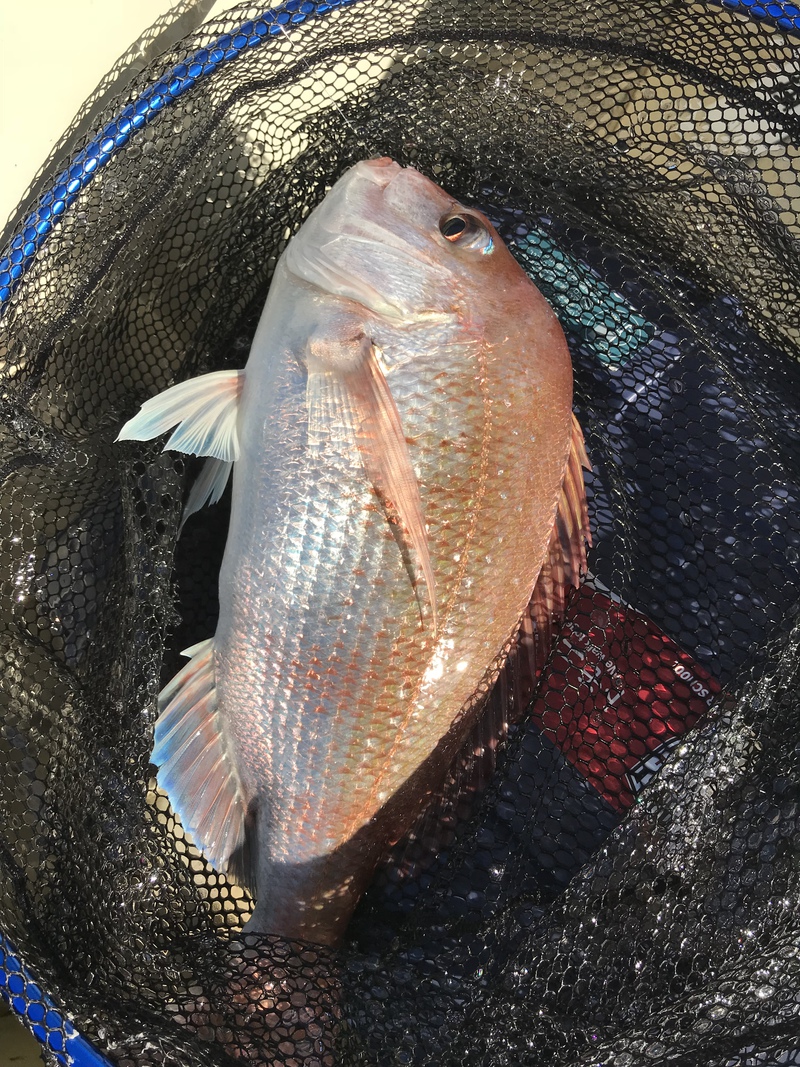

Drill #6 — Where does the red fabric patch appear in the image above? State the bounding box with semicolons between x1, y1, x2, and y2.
531;581;722;811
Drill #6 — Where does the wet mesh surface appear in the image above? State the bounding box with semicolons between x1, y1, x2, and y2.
1;1;799;1064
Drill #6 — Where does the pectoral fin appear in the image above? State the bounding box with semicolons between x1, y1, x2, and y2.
117;369;244;524
117;369;244;462
307;336;437;634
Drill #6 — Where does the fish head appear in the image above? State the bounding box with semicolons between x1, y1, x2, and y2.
283;158;525;330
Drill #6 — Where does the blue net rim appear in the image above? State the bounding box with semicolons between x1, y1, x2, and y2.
1;930;112;1067
0;0;797;313
0;0;362;312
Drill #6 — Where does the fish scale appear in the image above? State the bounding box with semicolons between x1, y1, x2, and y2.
117;158;588;945
221;409;401;847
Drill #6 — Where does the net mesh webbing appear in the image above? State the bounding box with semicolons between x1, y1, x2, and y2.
0;1;799;1064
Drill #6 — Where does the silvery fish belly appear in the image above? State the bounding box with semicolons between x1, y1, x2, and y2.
118;158;589;945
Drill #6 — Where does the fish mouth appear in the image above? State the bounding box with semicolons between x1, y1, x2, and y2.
283;160;457;324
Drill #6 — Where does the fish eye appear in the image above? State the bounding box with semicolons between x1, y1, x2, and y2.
438;211;494;254
440;215;472;241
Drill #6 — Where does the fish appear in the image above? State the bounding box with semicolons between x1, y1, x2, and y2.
117;157;590;946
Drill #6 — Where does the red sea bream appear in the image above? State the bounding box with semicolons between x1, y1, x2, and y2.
118;158;589;944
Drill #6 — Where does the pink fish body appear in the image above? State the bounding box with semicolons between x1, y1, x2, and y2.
118;158;588;944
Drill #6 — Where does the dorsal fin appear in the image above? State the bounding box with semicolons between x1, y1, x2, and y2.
378;414;591;881
518;413;592;693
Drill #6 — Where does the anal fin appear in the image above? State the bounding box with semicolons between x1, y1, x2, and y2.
152;638;246;874
227;809;257;897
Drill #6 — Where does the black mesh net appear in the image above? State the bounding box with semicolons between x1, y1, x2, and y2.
1;1;799;1064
